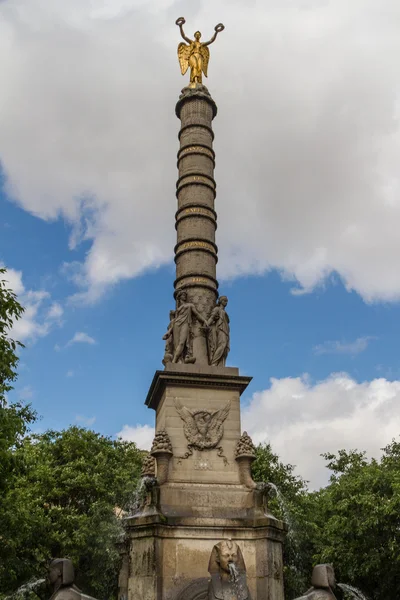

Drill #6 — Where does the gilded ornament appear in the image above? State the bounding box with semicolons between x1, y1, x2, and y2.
176;17;225;88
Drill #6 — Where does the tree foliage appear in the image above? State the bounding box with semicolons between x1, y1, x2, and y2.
0;267;36;492
313;444;400;600
252;443;318;599
0;427;143;599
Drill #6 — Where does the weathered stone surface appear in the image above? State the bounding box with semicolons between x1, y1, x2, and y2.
123;518;286;600
49;559;99;600
208;540;251;600
293;565;338;600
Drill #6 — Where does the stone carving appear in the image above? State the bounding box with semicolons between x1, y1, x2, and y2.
235;432;256;458
162;310;176;366
151;430;173;454
174;398;230;463
150;430;173;485
235;431;257;489
141;453;156;477
172;290;207;364
176;17;225;88
208;540;251;600
293;565;337;600
205;296;230;366
48;558;99;600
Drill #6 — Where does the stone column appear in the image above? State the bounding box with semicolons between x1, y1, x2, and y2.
174;85;219;365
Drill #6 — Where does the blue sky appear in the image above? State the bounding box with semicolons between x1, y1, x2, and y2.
2;0;400;487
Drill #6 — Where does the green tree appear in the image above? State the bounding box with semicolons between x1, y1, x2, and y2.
0;267;36;490
313;444;400;600
252;443;318;598
0;427;143;599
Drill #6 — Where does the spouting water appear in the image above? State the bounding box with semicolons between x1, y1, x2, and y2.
338;583;369;600
127;476;157;515
265;483;293;528
4;578;46;599
228;562;239;583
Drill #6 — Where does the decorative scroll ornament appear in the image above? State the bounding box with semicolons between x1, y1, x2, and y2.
173;398;230;464
235;431;256;458
176;17;225;88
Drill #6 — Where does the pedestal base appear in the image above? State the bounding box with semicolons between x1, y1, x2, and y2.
120;367;287;600
122;506;286;600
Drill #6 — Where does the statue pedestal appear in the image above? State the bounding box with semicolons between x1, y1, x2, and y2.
121;366;287;600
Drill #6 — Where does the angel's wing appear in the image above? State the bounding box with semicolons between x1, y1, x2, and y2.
208;399;231;433
199;44;210;77
177;43;191;76
173;398;198;437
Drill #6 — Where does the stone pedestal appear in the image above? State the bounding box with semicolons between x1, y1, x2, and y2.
121;365;287;600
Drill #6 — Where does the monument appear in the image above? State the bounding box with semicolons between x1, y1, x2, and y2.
120;18;286;600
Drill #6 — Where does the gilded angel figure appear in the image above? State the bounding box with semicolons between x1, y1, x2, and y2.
176;17;225;87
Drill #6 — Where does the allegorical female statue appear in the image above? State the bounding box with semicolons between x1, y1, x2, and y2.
176;17;225;87
162;309;175;366
172;290;207;364
206;295;230;366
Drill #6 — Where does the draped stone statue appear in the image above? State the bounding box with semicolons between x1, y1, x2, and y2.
208;540;251;600
176;17;225;88
48;559;98;600
293;565;337;600
162;310;175;366
172;290;207;364
206;296;230;366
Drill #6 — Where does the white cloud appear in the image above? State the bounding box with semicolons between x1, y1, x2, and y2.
18;385;34;400
75;414;96;426
1;1;400;301
313;336;374;356
2;266;62;342
67;331;96;346
117;424;154;450
242;373;400;489
47;303;64;320
66;369;74;377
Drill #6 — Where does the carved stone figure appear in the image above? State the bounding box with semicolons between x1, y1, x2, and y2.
48;558;98;600
172;290;207;364
293;565;337;600
176;17;225;88
174;398;230;462
208;540;251;600
206;296;230;366
162;310;175;366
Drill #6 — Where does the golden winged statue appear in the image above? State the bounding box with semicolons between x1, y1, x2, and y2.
176;17;225;88
173;398;231;450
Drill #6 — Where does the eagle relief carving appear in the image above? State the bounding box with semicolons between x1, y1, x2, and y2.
173;398;231;464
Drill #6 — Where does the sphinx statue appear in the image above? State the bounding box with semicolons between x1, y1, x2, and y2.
208;540;251;600
293;564;337;600
48;558;99;600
